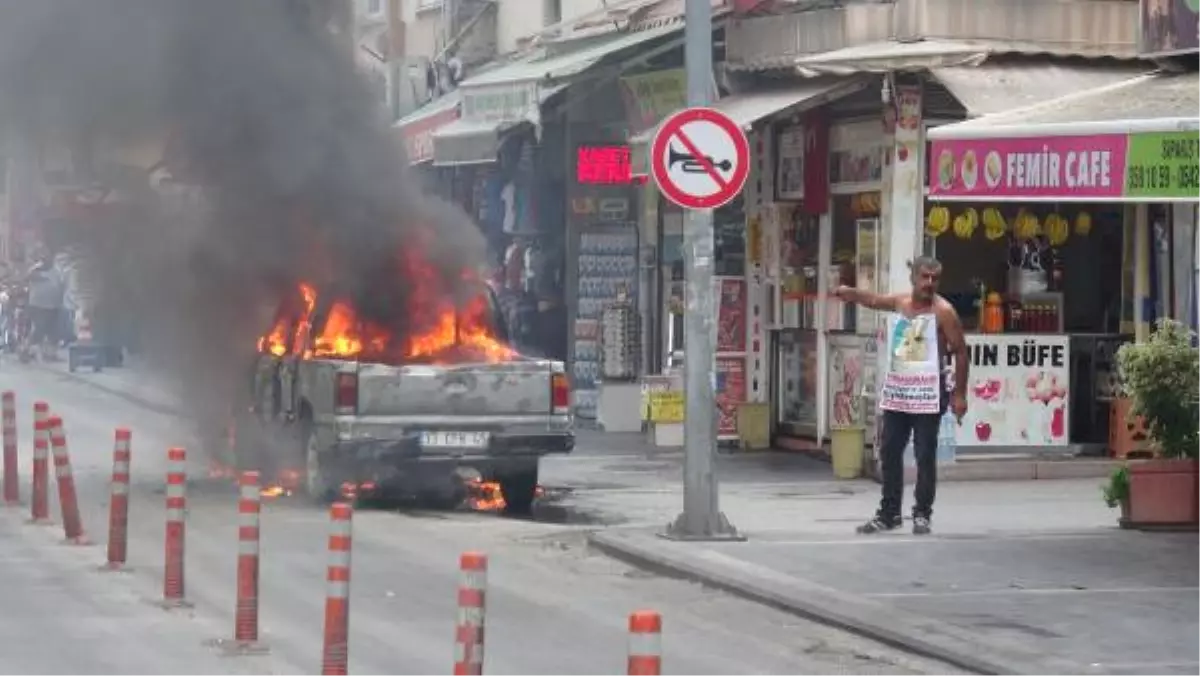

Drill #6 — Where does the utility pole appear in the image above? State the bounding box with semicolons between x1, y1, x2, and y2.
664;0;741;542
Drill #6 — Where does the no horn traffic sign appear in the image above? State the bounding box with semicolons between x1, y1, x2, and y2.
650;107;750;210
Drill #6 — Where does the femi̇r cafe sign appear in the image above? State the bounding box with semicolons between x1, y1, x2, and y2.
929;130;1200;201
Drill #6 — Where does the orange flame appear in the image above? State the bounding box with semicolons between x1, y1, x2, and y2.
465;479;546;512
257;272;515;365
468;479;507;511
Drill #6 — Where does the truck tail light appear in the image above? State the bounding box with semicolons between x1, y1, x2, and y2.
551;372;570;415
335;372;358;415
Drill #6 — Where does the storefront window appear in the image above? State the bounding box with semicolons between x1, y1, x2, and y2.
830;192;882;334
776;329;818;432
925;202;1124;333
778;204;819;329
925;201;1129;449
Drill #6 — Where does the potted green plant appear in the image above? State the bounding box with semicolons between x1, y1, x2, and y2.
1102;465;1130;526
1115;318;1200;528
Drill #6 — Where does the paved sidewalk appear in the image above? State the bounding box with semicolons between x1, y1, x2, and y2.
589;481;1199;675
23;357;180;416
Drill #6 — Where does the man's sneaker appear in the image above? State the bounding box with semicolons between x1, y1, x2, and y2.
912;515;932;535
856;514;902;534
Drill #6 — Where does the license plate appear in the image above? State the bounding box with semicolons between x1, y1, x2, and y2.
419;431;490;449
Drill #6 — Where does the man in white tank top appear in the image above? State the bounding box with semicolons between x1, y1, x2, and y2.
834;257;969;535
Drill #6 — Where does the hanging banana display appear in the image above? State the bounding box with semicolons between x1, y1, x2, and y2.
1074;211;1092;236
1013;209;1042;240
982;207;1007;240
926;206;950;238
1045;213;1070;247
952;208;978;239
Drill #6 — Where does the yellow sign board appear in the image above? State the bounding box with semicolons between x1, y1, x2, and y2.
648;391;685;423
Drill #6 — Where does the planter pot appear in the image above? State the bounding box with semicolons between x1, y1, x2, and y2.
1128;458;1199;528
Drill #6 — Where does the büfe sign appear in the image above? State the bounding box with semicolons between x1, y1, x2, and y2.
929;131;1199;201
957;334;1070;447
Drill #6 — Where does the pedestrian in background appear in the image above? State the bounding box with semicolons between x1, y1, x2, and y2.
26;250;65;361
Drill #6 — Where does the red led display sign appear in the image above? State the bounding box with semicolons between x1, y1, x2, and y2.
576;145;633;185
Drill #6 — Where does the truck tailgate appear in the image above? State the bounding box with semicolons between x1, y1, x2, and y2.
356;360;555;418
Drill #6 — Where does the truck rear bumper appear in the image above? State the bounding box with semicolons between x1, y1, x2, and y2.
334;431;574;460
314;430;573;488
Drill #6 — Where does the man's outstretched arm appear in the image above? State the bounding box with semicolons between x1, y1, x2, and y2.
832;286;901;312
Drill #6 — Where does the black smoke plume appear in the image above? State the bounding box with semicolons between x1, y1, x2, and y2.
0;0;488;465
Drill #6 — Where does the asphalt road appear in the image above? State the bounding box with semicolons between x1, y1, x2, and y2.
0;363;957;675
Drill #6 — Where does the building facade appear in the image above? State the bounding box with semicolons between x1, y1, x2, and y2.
379;0;1199;454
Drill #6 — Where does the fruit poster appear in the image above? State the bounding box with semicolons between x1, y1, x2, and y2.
958;334;1071;446
715;357;746;438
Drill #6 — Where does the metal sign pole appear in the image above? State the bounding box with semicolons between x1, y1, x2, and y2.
664;0;740;541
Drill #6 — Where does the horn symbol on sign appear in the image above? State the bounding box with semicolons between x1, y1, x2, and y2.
668;147;732;173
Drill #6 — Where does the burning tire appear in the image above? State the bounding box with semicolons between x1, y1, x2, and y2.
497;465;539;515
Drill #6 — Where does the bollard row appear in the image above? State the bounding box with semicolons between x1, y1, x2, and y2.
322;502;353;675
5;392;666;675
48;416;88;545
2;391;19;506
163;447;190;608
454;552;488;675
106;429;132;569
30;401;51;524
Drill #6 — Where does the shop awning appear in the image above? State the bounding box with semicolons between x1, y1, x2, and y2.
456;23;683;89
791;39;990;77
628;76;869;175
631;76;870;147
927;72;1199;203
393;92;461;165
430;84;565;166
929;71;1200;139
929;60;1149;118
431;118;530;167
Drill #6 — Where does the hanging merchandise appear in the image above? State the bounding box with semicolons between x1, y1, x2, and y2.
1013;209;1042;240
600;300;641;381
1045;213;1070;247
982;207;1007;241
573;223;639;418
952;207;978;239
926;206;950;238
1074;211;1093;236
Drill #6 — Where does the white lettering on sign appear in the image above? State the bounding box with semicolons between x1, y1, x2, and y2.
1006;148;1112;190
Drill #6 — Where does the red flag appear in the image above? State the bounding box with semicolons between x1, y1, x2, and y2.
800;109;828;216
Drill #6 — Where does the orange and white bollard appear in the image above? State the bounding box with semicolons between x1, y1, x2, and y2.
104;429;132;568
2;391;19;506
321;502;353;676
29;401;51;524
232;470;267;651
627;611;663;675
453;552;488;675
162;447;191;608
48;416;88;544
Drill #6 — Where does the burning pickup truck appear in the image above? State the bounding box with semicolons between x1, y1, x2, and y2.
236;276;573;512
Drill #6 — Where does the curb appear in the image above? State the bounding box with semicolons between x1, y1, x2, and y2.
29;363;184;418
587;529;1076;676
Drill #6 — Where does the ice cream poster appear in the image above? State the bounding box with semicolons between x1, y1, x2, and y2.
878;314;942;414
958;335;1070;446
